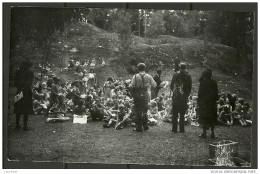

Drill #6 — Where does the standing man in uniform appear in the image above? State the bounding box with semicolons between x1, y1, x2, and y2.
170;63;192;133
130;63;157;132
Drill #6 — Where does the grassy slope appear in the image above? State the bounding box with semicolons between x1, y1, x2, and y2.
50;21;251;102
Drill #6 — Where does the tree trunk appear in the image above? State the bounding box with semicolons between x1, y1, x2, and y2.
138;10;141;37
144;10;147;38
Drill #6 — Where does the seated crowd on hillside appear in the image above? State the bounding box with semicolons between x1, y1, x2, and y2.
32;59;253;129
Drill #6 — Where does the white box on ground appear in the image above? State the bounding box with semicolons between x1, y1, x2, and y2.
73;114;88;124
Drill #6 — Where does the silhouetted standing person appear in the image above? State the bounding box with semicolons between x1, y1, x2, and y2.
87;68;97;90
130;63;157;132
14;60;34;131
174;58;181;72
151;69;162;99
170;63;192;133
198;68;218;139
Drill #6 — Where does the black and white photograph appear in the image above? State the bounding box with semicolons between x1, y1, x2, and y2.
4;3;257;169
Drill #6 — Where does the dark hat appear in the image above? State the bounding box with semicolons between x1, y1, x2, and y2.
20;60;33;71
137;63;146;71
203;68;212;79
107;76;114;82
53;77;60;83
180;63;187;70
157;69;162;74
174;58;180;64
243;102;250;108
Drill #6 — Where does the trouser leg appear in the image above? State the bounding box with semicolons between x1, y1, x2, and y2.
202;126;207;134
135;108;143;131
23;114;28;128
210;124;215;134
179;109;185;132
142;110;149;130
91;111;97;120
46;102;54;116
15;114;21;127
199;123;207;138
155;88;159;98
172;109;178;132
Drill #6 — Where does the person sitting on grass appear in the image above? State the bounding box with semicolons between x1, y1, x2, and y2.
149;100;159;119
115;104;136;129
74;100;87;117
41;82;51;110
237;98;245;106
190;107;200;126
59;81;68;97
46;77;54;89
123;99;131;113
156;96;165;112
186;97;199;126
226;93;236;111
162;98;173;123
96;86;103;97
67;98;75;113
90;99;105;121
217;97;225;115
68;60;74;68
103;109;118;128
148;100;159;126
111;97;119;110
70;83;81;107
105;98;114;110
115;104;126;129
242;102;252;126
218;101;234;126
71;82;81;96
84;93;93;105
232;103;246;126
33;96;44;115
33;85;49;115
219;91;226;102
185;96;193;120
45;77;60;117
53;95;66;117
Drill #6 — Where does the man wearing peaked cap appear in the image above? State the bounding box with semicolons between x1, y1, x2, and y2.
130;63;157;132
170;62;192;133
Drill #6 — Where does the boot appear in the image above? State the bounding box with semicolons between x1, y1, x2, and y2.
23;114;31;131
133;128;143;132
210;133;216;139
199;129;207;139
199;133;207;139
15;125;21;130
211;126;215;139
23;127;31;131
15;114;21;130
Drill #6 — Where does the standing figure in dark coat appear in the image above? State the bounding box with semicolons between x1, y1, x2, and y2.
151;69;162;99
198;68;218;139
14;60;34;130
170;63;192;133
